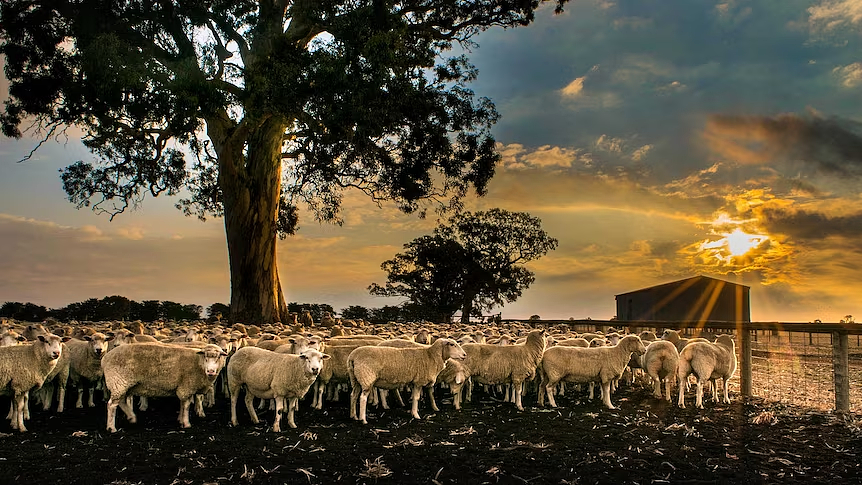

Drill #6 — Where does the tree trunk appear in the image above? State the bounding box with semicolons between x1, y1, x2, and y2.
460;293;476;325
217;117;289;325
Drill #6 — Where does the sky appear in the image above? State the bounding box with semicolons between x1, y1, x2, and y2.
1;0;862;322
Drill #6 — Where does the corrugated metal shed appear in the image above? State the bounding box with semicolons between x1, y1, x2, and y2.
615;275;750;322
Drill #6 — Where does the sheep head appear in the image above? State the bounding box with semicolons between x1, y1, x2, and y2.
298;349;329;376
438;338;467;361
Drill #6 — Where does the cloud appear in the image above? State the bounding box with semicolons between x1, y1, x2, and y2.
560;76;587;97
704;112;862;177
760;207;862;241
833;62;862;87
808;0;862;31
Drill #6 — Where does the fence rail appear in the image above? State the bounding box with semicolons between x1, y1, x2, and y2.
506;319;862;413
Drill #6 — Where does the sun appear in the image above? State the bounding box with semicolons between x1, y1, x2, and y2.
722;228;768;256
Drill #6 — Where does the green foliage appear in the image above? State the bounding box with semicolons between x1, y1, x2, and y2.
371;209;558;321
0;0;563;231
0;301;49;321
341;305;371;321
207;303;231;320
288;302;335;322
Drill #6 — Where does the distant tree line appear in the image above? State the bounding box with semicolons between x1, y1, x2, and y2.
1;296;202;322
2;296;491;325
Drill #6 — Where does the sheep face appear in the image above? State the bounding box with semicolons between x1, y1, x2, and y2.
440;339;467;361
299;349;330;376
0;331;25;347
83;334;109;357
196;345;229;377
623;335;648;356
37;334;66;360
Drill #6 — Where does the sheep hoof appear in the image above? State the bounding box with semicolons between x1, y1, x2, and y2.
107;427;117;433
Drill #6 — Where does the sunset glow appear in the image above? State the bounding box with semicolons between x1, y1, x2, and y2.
723;229;769;257
2;1;862;323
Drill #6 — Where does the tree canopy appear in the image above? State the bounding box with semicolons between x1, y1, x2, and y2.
1;0;568;324
370;208;558;322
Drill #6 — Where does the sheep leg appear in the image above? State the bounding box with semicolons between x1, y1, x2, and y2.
378;389;390;409
349;386;359;420
118;395;137;424
545;380;559;408
311;382;320;409
601;381;616;409
286;397;298;429
588;382;595;400
138;396;149;411
272;397;284;432
6;401;13;420
394;388;405;407
358;389;370;424
313;382;324;410
106;397;119;433
665;376;674;402
427;386;439;412
244;393;260;424
205;388;215;408
453;387;462;410
651;374;663;398
56;386;66;413
41;384;55;411
695;379;705;409
230;392;240;427
23;393;30;420
179;398;192;428
13;394;26;432
722;379;731;404
514;382;524;411
410;385;422;420
76;388;84;409
194;394;205;418
87;387;96;407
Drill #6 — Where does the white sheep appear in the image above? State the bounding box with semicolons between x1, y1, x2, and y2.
308;343;370;410
348;338;466;424
101;343;228;432
0;330;25;347
460;329;546;411
435;358;471;410
539;334;646;409
677;334;737;409
642;340;679;401
65;333;110;408
0;334;66;431
228;347;329;431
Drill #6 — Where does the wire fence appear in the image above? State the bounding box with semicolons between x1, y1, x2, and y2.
521;320;862;413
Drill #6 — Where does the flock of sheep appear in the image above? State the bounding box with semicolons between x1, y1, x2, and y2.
0;316;738;433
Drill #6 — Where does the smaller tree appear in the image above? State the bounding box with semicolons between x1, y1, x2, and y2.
371;209;558;323
207;303;231;322
341;306;371;321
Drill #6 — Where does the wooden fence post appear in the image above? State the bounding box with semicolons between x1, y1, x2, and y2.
741;328;752;398
833;331;850;413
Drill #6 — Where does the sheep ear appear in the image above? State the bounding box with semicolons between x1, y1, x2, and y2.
17;336;27;342
61;337;72;342
83;336;92;341
220;351;229;357
37;335;48;342
106;331;115;337
196;349;206;355
321;354;331;360
299;354;308;360
288;338;297;344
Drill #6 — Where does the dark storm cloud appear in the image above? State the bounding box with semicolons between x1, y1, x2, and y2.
761;207;862;240
706;113;862;178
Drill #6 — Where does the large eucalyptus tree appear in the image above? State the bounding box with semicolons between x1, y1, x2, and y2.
1;1;566;323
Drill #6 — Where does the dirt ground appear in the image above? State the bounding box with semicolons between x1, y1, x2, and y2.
0;383;860;485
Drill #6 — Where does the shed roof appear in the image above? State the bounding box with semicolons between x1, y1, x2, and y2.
614;275;750;298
